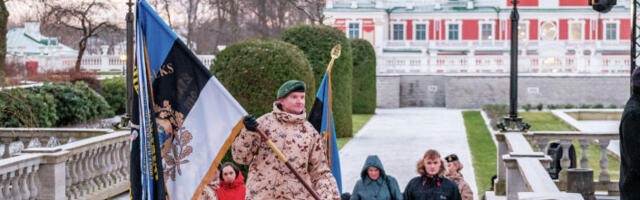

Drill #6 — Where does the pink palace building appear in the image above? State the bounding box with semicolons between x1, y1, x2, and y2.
324;0;633;74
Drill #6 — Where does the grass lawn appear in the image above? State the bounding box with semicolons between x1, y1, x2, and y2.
462;111;497;193
337;114;374;150
521;112;620;180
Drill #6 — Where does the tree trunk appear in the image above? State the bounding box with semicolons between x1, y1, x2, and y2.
0;1;9;85
75;38;88;73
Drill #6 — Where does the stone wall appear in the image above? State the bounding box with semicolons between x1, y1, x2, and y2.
377;74;630;109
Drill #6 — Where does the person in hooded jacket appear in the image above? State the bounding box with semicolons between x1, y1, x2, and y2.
403;149;461;200
443;154;473;200
351;155;403;200
620;68;640;199
216;162;246;200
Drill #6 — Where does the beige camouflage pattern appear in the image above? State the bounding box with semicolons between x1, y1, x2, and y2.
232;102;341;200
446;172;473;200
198;179;219;200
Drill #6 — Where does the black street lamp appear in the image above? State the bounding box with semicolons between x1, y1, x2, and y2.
124;0;134;126
498;0;530;132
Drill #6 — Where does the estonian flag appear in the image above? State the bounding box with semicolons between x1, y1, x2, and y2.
308;70;343;193
130;1;247;199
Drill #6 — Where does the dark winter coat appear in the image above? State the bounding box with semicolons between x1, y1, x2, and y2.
351;155;403;200
403;175;461;200
620;94;640;200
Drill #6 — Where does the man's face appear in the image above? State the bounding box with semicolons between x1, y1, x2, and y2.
278;92;305;114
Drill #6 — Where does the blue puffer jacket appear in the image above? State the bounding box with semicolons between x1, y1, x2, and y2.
351;155;403;200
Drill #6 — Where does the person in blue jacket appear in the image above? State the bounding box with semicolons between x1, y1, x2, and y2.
351;155;403;200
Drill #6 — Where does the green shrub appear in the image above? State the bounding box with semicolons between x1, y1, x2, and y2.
31;82;114;126
210;39;316;117
564;104;575;109
593;104;604;109
579;104;591;109
281;24;354;137
102;77;127;114
0;88;58;127
608;104;618;109
536;103;544;111
547;104;557;110
522;104;532;112
482;104;508;130
349;38;376;114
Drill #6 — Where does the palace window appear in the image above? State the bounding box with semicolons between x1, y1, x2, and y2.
393;24;404;40
415;24;427;40
570;22;583;40
348;23;360;38
518;23;528;40
448;24;459;40
541;22;557;40
481;23;493;40
606;23;618;40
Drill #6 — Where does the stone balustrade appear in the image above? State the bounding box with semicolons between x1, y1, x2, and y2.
493;131;585;200
0;129;129;200
0;128;113;158
531;131;620;195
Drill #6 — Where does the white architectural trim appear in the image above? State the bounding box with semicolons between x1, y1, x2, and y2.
445;21;462;41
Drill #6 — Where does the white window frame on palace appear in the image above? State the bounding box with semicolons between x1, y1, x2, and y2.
569;20;585;41
517;20;529;41
347;21;361;39
446;21;462;41
414;22;429;41
604;20;620;41
392;22;406;41
479;21;495;40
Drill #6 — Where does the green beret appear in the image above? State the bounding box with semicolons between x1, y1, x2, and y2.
277;80;306;99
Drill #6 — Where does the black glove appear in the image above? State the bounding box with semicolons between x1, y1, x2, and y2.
243;115;259;132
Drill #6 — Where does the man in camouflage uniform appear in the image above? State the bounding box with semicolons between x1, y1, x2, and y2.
232;80;341;200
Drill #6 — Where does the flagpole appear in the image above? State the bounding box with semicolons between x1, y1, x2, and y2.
255;128;321;200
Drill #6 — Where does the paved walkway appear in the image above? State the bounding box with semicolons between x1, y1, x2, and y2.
339;108;477;199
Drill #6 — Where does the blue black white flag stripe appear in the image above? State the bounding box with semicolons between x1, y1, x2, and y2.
308;71;343;193
130;1;247;199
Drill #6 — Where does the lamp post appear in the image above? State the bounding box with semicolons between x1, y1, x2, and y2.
124;0;134;126
498;0;530;132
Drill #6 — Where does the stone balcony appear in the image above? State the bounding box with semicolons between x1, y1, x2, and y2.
0;128;129;199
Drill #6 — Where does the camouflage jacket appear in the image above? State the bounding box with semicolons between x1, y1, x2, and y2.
445;172;473;200
232;102;340;200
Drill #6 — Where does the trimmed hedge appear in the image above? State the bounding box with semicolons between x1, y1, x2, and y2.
0;88;58;127
210;39;316;117
30;82;114;126
349;38;376;114
102;77;127;114
281;25;354;138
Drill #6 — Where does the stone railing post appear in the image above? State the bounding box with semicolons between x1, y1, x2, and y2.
23;147;70;200
598;139;610;182
503;155;526;200
558;139;572;190
495;133;507;195
578;139;590;169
